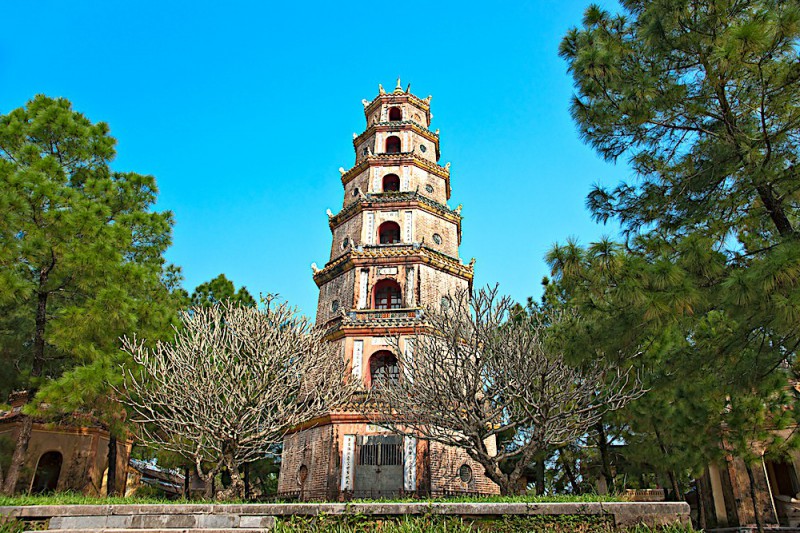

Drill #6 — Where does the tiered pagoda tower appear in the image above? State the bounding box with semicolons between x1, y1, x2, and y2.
277;81;499;499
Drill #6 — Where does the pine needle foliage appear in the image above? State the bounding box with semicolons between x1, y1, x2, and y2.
551;0;800;511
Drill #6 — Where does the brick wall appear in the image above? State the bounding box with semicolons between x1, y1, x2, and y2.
419;264;469;309
278;424;335;497
429;441;500;495
316;269;355;324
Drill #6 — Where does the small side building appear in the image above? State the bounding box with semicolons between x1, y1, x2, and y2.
0;391;131;495
700;428;800;529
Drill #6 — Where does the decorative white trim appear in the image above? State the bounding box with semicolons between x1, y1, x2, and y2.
405;267;415;307
404;211;413;243
352;340;363;380
365;212;375;245
358;270;368;309
403;436;417;491
401;166;410;190
341;434;356;491
404;338;415;384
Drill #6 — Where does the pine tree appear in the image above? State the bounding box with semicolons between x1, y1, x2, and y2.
190;273;256;308
552;3;800;520
0;95;176;494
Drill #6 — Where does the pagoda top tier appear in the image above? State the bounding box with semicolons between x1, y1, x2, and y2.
362;78;432;128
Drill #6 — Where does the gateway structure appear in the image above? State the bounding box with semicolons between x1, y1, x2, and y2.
277;81;498;500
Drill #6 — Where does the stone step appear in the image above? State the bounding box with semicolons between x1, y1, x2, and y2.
46;515;276;531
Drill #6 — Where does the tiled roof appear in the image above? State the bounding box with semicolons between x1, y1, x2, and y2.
329;191;459;228
340;153;450;185
313;243;474;286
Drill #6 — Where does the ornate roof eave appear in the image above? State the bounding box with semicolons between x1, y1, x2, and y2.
353;121;440;160
323;321;426;341
329;192;461;233
340;153;451;199
313;244;474;287
363;92;431;118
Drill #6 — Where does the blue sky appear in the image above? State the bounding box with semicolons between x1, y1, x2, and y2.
1;0;627;317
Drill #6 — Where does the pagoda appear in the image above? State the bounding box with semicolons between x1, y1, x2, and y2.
277;80;499;499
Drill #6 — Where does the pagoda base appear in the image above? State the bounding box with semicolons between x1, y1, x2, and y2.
277;412;499;501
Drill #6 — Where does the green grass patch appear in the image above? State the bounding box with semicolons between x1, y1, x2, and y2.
349;493;623;504
0;492;185;507
273;515;697;532
0;492;622;506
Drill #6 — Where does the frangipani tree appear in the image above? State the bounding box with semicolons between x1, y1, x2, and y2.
121;298;354;499
366;286;644;495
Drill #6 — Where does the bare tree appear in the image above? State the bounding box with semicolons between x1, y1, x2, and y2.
121;298;353;499
366;286;643;496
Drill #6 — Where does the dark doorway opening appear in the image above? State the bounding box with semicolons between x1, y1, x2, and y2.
31;451;62;493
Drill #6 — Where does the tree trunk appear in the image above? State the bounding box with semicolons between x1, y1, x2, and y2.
196;459;216;500
653;425;680;499
106;436;117;496
596;421;615;493
756;184;794;237
243;463;250;500
2;415;33;495
220;454;244;501
534;455;546;495
560;448;581;494
4;277;50;496
32;287;48;386
695;477;707;531
184;466;190;499
745;461;764;533
667;470;681;501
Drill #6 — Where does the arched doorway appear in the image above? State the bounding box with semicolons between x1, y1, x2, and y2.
388;107;402;121
382;174;400;192
31;451;62;493
373;279;402;309
378;221;401;244
369;350;400;387
385;136;401;154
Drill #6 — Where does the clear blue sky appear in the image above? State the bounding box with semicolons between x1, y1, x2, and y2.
1;0;627;317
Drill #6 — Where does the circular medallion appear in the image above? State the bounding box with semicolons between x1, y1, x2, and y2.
342;237;349;249
331;300;340;312
459;464;472;483
433;233;442;245
419;144;427;153
425;184;434;193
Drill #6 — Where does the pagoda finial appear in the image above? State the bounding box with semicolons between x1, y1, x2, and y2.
394;77;403;94
378;84;386;95
406;83;411;94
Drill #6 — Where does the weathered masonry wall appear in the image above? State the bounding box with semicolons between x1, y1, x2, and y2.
277;425;336;500
0;502;692;530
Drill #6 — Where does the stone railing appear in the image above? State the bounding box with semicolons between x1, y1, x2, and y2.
347;308;423;322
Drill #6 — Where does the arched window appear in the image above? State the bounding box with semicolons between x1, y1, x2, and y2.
378;221;401;244
383;174;400;192
31;451;62;494
389;107;402;121
373;279;402;309
385;136;401;154
370;350;399;387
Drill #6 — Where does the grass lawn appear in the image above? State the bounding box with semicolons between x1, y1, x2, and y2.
0;492;627;507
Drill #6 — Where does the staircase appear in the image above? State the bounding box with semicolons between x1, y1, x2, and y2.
3;505;277;533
